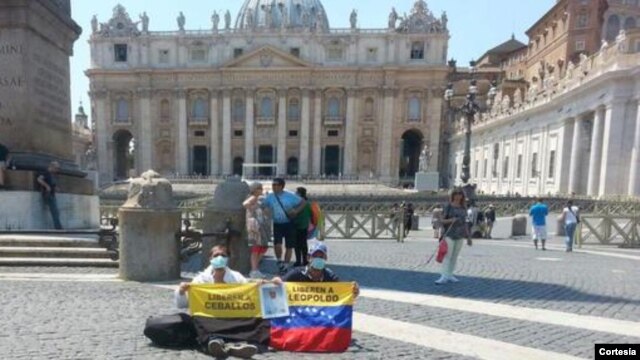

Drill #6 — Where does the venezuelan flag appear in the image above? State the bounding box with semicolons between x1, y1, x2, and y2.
270;282;354;352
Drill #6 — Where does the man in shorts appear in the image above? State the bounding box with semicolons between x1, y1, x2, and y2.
529;198;549;250
264;178;306;274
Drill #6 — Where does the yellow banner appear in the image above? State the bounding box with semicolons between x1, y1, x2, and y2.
188;283;261;318
286;282;355;307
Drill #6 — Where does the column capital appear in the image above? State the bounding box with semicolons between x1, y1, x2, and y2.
277;88;288;97
136;87;152;98
346;88;359;97
174;88;187;99
208;88;220;97
383;87;398;97
89;89;109;100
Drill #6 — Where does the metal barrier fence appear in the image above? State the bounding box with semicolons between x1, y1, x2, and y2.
578;215;640;248
100;205;406;241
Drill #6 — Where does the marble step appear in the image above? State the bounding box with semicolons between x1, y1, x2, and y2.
0;234;102;248
0;247;114;259
0;257;118;267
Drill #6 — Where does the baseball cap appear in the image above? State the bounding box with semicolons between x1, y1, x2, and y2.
308;242;327;256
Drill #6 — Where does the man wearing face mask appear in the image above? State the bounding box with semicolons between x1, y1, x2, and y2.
273;243;360;298
175;245;261;359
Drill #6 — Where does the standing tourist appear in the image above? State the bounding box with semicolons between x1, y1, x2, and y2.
484;204;496;239
243;182;271;279
403;203;415;237
293;187;312;267
529;198;549;250
37;161;62;229
559;200;580;252
263;178;306;274
435;188;472;285
0;143;8;189
431;204;443;239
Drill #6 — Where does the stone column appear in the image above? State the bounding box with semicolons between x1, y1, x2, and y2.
118;171;181;281
222;89;232;174
277;89;287;175
567;117;582;194
312;90;323;175
209;90;220;175
300;89;311;175
380;88;395;181
428;89;443;173
344;89;357;176
138;88;153;172
244;89;255;173
627;100;640;196
176;89;188;174
598;101;626;196
94;90;111;184
587;107;605;196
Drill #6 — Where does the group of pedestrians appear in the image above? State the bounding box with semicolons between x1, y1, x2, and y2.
529;198;580;252
243;177;322;278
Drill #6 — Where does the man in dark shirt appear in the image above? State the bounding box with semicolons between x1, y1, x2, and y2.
0;144;9;189
274;243;359;298
484;204;496;239
37;161;62;229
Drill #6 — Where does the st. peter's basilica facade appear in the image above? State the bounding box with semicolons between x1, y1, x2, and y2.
87;0;449;184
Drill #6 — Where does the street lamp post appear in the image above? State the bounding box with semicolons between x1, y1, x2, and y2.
444;65;497;201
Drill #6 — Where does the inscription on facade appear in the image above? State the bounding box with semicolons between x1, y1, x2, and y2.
32;53;69;127
0;42;23;128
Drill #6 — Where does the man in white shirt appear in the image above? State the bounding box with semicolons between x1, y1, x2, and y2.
559;200;580;252
175;245;258;359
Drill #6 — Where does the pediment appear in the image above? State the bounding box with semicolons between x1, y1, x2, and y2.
222;46;311;69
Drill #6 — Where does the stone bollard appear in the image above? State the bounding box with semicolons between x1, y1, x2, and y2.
118;171;181;282
556;218;566;236
202;177;250;274
512;215;528;236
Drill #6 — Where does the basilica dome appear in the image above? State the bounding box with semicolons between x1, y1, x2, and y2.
235;0;330;32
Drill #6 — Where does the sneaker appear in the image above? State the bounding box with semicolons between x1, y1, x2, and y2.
447;275;460;283
207;339;227;358
226;342;258;359
434;275;449;285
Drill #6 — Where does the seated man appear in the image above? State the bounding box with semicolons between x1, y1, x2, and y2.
176;245;261;359
274;243;359;298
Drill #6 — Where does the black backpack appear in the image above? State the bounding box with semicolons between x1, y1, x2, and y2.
143;313;197;348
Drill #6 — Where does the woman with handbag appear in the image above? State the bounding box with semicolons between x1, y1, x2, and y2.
559;200;580;252
436;187;472;285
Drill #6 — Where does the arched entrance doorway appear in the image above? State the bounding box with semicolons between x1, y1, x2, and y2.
113;130;134;180
399;129;423;179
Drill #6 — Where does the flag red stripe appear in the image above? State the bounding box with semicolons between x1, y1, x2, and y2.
270;327;351;352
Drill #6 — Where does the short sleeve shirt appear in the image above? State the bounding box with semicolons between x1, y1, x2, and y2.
264;191;302;224
529;203;549;226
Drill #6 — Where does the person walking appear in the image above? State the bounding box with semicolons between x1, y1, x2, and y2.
435;188;472;285
529;198;549;250
37;161;62;229
263;178;306;274
293;187;312;267
484;204;496;239
403;203;414;237
243;182;271;279
559;200;580;252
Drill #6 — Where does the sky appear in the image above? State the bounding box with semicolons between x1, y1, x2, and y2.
69;0;555;124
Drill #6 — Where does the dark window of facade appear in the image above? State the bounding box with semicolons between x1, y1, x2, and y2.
288;98;300;121
327;97;340;118
194;130;205;137
233;157;244;176
410;41;424;60
503;156;509;178
290;48;300;57
517;154;523;178
232;99;244;122
548;150;556;179
260;96;273;118
234;48;244;58
287;157;299;176
234;130;243;137
531;153;538;177
288;130;298;137
327;130;339;137
114;44;128;62
483;158;488;178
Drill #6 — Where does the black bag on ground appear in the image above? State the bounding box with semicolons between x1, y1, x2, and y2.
144;313;197;348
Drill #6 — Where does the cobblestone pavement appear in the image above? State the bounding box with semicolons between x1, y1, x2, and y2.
1;232;639;359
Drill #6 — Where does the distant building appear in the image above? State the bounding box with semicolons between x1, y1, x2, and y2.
87;1;450;185
72;103;93;170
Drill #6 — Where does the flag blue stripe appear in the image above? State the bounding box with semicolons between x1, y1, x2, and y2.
270;305;352;329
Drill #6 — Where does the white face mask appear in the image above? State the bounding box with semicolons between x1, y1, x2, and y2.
310;257;326;270
210;255;228;269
